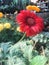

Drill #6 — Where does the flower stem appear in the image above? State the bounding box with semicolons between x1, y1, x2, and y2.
19;33;26;42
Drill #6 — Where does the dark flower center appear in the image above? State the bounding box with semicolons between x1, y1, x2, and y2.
27;18;35;26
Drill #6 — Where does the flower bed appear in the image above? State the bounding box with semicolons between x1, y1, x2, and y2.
0;3;49;65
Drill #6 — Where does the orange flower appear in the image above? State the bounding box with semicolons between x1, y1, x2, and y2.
32;5;40;12
0;12;4;18
26;5;33;10
26;5;40;12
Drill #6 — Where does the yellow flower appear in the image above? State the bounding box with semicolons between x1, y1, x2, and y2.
0;12;4;18
26;5;40;12
4;23;11;29
0;24;4;32
17;27;21;32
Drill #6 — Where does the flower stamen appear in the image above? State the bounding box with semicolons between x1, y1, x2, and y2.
27;18;35;26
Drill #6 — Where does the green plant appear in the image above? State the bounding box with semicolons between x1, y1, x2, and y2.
13;0;30;9
0;41;47;65
0;0;30;13
0;17;24;43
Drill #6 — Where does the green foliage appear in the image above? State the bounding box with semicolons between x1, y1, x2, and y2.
6;41;38;65
32;32;49;43
0;17;23;43
0;42;12;61
0;1;15;13
30;55;47;65
13;0;30;9
0;0;30;13
0;40;48;65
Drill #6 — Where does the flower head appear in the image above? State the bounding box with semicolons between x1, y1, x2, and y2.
4;23;11;29
16;10;44;36
26;5;40;12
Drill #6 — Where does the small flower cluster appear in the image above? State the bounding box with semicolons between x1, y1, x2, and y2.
0;23;11;32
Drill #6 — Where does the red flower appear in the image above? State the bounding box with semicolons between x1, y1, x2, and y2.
16;10;44;36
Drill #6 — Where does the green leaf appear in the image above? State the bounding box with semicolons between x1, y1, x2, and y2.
30;55;47;65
